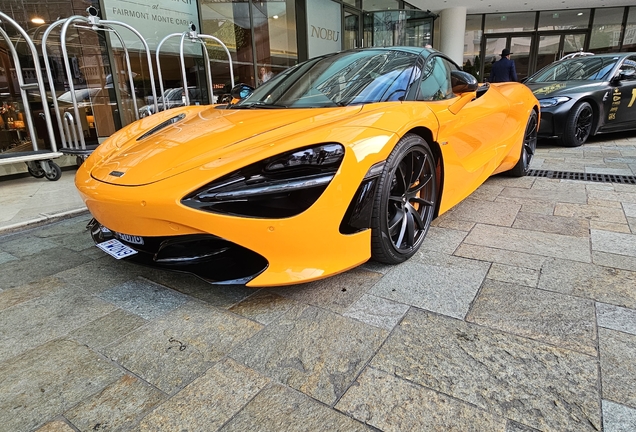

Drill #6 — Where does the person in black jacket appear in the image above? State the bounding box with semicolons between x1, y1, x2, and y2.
489;48;517;83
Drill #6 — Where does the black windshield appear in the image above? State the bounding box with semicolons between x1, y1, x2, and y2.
234;50;420;108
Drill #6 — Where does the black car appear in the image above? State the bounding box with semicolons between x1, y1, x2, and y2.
525;53;636;146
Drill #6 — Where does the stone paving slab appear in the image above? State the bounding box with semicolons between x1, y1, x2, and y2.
467;279;597;356
539;258;636;309
34;420;76;432
229;290;296;325
136;358;270;431
98;278;189;320
64;374;166;431
442;198;521;226
587;189;636;204
102;301;263;394
463;224;591;262
499;184;589;203
592;229;636;258
418;226;468;254
343;293;410;330
596;302;636;336
599;328;636;409
485;263;539;287
0;283;117;363
512;211;589;237
371;309;601;431
0;339;123;432
66;308;148;349
555;202;628;223
0;276;66;311
603;400;636;432
230;304;387;405
369;251;490;319
0;246;93;290
336;366;507;431
453;243;546;270
593;250;636;272
221;384;371;432
495;195;556;215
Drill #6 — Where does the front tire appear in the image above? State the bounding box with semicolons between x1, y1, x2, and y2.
561;101;593;147
509;110;538;177
371;134;437;264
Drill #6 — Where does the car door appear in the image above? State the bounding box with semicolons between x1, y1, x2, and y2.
421;56;510;204
609;55;636;128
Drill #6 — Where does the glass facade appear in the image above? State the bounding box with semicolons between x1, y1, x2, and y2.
485;12;535;33
625;7;636;51
537;9;590;30
466;6;636;83
363;9;435;48
590;7;626;52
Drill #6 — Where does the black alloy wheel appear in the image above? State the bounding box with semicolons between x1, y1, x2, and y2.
509;110;538;177
371;134;437;264
562;101;593;147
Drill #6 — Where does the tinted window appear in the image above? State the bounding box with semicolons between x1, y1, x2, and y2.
620;56;636;79
528;57;619;82
418;57;455;101
234;50;420;108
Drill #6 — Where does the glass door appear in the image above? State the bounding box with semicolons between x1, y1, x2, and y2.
510;36;532;81
483;37;507;82
535;33;587;73
344;8;362;49
484;35;533;82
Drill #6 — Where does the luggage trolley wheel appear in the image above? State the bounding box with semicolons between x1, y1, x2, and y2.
41;160;62;181
27;162;46;178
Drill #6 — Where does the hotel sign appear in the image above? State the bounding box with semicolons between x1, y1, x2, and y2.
102;0;200;54
307;0;341;59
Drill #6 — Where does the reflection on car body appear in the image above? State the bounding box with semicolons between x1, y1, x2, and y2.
76;47;539;287
138;87;207;118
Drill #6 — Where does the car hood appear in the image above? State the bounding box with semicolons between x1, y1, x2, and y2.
525;80;606;98
90;105;363;186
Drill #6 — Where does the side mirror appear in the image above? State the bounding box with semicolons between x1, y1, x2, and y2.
230;83;254;101
451;71;479;94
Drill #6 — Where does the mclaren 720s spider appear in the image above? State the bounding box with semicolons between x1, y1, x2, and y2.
76;47;539;287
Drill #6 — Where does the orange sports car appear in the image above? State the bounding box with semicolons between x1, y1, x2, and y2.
76;47;539;287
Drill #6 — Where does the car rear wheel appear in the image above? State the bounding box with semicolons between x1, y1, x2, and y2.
371;134;437;264
562;101;593;147
508;110;538;177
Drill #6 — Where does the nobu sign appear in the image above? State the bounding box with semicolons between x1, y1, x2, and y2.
310;25;340;42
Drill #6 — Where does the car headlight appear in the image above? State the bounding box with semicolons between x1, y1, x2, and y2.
539;96;570;108
182;143;345;218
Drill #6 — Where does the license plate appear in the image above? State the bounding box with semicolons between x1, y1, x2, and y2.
115;233;144;245
96;239;138;260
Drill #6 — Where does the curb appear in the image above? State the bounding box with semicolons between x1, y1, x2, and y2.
0;207;89;235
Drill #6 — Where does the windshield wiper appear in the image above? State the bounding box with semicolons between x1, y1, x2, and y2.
232;101;288;109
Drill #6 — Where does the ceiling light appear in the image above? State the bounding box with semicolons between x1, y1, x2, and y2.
577;12;583;15
273;15;279;19
31;17;45;24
